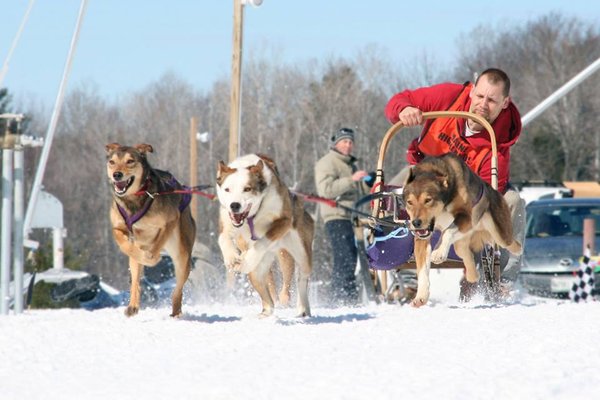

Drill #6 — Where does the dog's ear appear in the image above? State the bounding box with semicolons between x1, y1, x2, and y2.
217;160;235;175
436;172;449;189
248;160;264;174
217;160;228;175
404;166;415;185
105;143;121;154
216;161;236;185
256;154;278;173
134;143;153;154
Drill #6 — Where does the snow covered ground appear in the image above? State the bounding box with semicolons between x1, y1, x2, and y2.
1;270;598;400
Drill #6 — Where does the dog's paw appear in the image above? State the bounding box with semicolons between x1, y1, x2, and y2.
465;269;480;283
411;297;428;308
296;309;311;318
258;308;274;318
224;255;242;272
430;248;448;264
124;305;139;317
225;260;240;270
130;247;156;266
278;289;291;306
142;251;159;265
411;290;429;308
239;259;258;274
508;240;523;256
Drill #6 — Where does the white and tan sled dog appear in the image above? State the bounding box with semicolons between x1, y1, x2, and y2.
106;143;196;317
402;153;522;307
216;154;314;317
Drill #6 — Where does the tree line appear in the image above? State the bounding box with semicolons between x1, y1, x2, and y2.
1;13;598;289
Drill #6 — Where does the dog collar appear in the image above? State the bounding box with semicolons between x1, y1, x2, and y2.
133;175;152;196
247;216;259;241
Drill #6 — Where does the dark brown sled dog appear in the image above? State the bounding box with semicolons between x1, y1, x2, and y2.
402;153;522;307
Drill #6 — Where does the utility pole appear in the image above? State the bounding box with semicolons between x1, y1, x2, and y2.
229;0;244;163
12;136;25;313
226;0;263;290
228;0;263;163
1;131;14;315
189;117;199;222
0;114;43;315
1;114;24;314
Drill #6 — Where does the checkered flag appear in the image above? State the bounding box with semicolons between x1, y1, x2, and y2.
569;247;596;303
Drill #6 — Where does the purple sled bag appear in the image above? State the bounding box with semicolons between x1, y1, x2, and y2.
365;225;414;270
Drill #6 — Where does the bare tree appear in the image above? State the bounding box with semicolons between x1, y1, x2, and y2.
18;15;598;292
455;13;600;181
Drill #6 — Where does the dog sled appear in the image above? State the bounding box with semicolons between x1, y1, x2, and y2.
356;111;505;304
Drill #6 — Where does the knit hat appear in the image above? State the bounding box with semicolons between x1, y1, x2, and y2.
330;127;355;145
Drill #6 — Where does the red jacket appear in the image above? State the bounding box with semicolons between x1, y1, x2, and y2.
385;82;522;193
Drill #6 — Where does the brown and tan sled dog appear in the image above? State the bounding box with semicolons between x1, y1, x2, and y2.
402;153;522;307
216;154;314;317
106;143;196;317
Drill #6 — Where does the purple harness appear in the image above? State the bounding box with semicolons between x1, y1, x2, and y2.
247;216;259;241
116;174;192;233
117;198;154;233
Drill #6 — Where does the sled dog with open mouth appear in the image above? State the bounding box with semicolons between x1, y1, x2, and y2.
402;153;522;307
216;154;314;317
106;143;196;317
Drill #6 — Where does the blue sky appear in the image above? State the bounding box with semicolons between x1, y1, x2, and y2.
1;0;598;107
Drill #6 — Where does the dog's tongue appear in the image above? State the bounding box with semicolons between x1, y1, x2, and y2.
115;181;128;190
232;213;245;225
229;204;252;226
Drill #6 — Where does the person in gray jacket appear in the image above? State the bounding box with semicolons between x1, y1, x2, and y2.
314;128;372;305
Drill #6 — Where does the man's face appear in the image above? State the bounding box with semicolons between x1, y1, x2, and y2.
334;138;354;156
469;75;510;129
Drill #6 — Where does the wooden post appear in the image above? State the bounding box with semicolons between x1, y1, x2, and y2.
226;0;245;290
189;117;198;223
583;218;595;255
229;0;244;163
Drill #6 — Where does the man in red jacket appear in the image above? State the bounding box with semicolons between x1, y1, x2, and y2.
385;68;521;193
385;68;525;300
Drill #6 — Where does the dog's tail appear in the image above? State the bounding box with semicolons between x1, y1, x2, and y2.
487;188;521;253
